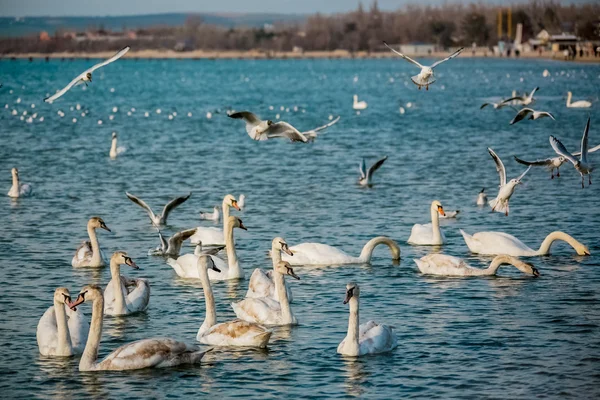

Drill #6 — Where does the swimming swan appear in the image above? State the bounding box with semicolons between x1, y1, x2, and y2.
103;252;150;316
190;194;240;245
407;200;446;245
7;168;32;198
67;285;208;371
566;91;591;108
72;217;111;268
414;254;540;277
247;237;294;301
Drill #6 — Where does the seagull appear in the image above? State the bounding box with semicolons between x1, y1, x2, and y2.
149;228;198;257
229;111;338;143
358;156;388;186
125;192;191;226
550;117;594;188
44;46;130;103
480;99;516;110
199;206;220;221
515;140;600;179
499;87;539;107
383;41;464;90
510;108;555;125
488;148;531;216
476;188;488;206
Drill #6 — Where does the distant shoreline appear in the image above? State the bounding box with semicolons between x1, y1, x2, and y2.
2;50;599;63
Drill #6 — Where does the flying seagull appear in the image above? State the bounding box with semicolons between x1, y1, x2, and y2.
488;148;531;216
515;140;600;179
383;41;464;90
125;192;191;226
510;108;555;125
550;117;594;188
44;46;130;103
499;87;539;107
358;156;388;186
149;228;198;257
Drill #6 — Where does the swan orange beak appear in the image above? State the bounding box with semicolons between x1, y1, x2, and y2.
437;206;445;216
68;294;85;310
231;200;241;211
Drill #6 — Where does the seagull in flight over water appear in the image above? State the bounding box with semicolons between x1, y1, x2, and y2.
488;148;531;216
510;108;555;125
125;192;191;226
44;46;130;103
550;117;594;188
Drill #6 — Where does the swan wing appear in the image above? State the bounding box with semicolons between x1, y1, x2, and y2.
87;46;130;73
285;242;356;265
37;306;59;355
72;241;92;266
161;193;191;222
125;192;156;221
429;47;464;69
580;117;590;163
246;268;275;299
267;122;308;143
487;148;506;187
231;297;281;325
359;322;397;355
126;278;151;312
408;223;435;245
200;320;272;347
468;231;533;256
167;254;200;278
549;136;578;166
383;41;422;68
189;227;224;245
367;156;388;180
66;306;89;354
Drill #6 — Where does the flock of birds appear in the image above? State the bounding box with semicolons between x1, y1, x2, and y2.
3;43;595;371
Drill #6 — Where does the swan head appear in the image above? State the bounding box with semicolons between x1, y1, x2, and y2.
575;243;591;256
343;282;359;304
228;216;247;231
197;255;221;273
54;287;73;308
275;261;299;280
88;216;111;232
431;200;445;216
273;237;293;256
111;251;139;269
224;194;240;211
514;259;540;277
112;132;117;139
11;167;18;178
68;284;102;310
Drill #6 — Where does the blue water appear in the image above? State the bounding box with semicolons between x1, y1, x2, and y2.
1;57;599;399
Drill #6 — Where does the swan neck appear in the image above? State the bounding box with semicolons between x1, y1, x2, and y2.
487;255;512;275
110;261;126;313
274;272;293;323
225;220;242;278
80;296;104;371
221;198;231;241
346;297;360;348
431;207;441;243
110;138;117;156
538;231;581;255
271;243;282;267
198;260;217;334
567;92;572;105
359;236;401;263
54;300;73;355
87;225;101;265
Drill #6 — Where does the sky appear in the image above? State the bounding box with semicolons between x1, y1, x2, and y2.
0;0;511;17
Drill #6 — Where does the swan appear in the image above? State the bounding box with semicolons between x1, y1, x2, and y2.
407;201;446;245
487;148;531;216
109;132;126;159
238;194;246;210
353;95;367;110
383;41;463;90
359;156;387;186
476;188;488;206
104;252;151;316
550;117;593;188
500;87;539;107
510;108;555;125
460;230;590;257
199;206;220;221
231;261;299;326
72;217;111;267
37;287;89;356
196;256;272;348
414;254;540;277
337;282;397;356
282;236;400;265
7;168;32;198
247;237;294;302
566;91;591;108
148;228;197;257
67;285;208;371
125;192;191;226
190;194;240;245
168;216;247;281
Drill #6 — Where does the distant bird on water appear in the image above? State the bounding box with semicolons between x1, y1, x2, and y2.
358;156;388;187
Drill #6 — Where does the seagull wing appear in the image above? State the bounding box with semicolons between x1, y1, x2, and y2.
515;165;532;181
539;111;555;120
267;122;308;142
383;41;422;68
86;46;130;73
549;136;578;166
161;193;191;221
430;47;464;69
169;228;197;248
229;111;263;137
126;192;156;221
488;148;506;187
480;103;490;109
513;156;554;167
528;86;540;99
202;246;226;256
359;159;366;179
575;142;600;156
580;117;590;163
44;74;84;103
157;230;168;251
305;116;341;133
367;156;388;180
498;96;525;107
510;108;533;125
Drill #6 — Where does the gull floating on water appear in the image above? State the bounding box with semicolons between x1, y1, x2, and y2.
383;41;464;90
510;108;555;125
550;117;594;188
358;156;388;186
125;192;191;226
488;148;531;216
44;47;129;103
199;206;220;222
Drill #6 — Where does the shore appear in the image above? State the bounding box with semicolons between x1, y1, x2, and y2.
2;49;599;63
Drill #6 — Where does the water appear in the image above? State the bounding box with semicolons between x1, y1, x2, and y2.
1;57;599;399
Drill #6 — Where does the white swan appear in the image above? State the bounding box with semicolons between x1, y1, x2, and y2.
7;168;32;198
353;95;367;110
337;282;397;356
414;254;540;277
282;236;400;265
37;287;89;356
408;201;446;245
148;228;197;257
199;206;220;221
247;237;294;302
476;188;488;206
104;252;151;316
196;256;272;348
487;148;531;216
190;194;239;245
168;216;247;281
125;192;191;226
460;230;590;256
72;217;111;268
383;41;463;90
550;117;593;188
232;261;299;326
109;132;126;159
566;91;591;108
67;285;208;371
